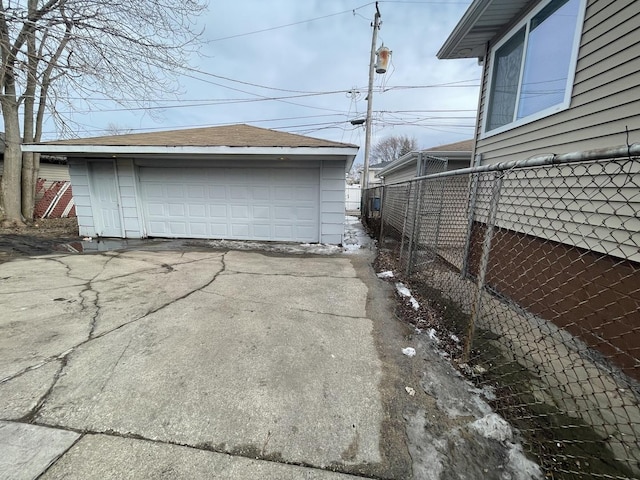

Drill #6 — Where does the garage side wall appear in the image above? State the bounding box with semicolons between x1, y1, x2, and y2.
68;159;94;236
320;160;345;244
116;159;143;238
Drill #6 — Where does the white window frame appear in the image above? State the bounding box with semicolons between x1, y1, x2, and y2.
480;0;587;139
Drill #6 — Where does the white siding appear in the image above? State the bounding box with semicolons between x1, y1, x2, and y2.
116;159;143;238
320;160;345;244
68;160;94;237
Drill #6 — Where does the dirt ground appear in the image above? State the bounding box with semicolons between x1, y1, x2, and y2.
0;217;80;263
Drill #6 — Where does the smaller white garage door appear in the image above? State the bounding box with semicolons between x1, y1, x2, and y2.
139;167;320;242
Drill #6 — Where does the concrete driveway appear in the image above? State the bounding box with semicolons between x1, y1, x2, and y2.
0;241;543;480
0;247;413;479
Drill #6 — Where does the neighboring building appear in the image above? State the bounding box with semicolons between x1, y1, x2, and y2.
438;0;640;375
22;124;358;244
0;133;75;218
360;160;394;187
375;139;474;253
375;139;474;184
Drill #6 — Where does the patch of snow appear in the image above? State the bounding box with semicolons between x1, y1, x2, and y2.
376;270;394;278
427;328;439;342
507;443;544;480
468;413;513;443
343;243;361;252
395;282;420;310
450;334;460;343
402;347;416;357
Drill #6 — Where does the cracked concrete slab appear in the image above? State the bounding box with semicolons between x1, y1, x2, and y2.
0;420;79;480
40;434;365;479
204;273;367;318
0;361;62;420
0;242;540;479
0;252;225;381
36;286;383;469
222;250;358;278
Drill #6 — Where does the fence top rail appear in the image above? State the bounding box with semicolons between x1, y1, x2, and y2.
396;143;640;183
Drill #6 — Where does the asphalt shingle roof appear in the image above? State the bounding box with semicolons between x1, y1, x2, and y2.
42;124;357;149
423;139;474;152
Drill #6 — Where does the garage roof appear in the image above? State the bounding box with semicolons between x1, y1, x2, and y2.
22;124;359;170
437;0;531;59
27;124;356;149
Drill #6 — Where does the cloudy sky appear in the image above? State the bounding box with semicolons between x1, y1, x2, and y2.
41;1;481;165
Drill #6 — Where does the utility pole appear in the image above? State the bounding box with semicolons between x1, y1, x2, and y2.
362;2;381;190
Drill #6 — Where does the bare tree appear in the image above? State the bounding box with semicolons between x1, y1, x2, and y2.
370;134;419;164
0;0;207;226
104;123;133;136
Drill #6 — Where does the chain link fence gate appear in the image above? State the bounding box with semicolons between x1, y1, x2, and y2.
363;144;640;479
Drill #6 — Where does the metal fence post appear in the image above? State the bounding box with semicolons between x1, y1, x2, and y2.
405;179;423;276
378;186;386;244
399;181;414;265
463;172;503;363
461;154;483;277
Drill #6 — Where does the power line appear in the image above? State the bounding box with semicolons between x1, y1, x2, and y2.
208;3;375;42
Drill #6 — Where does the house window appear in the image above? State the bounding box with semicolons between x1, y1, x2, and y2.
484;0;584;134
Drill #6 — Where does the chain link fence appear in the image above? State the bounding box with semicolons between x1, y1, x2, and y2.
363;145;640;479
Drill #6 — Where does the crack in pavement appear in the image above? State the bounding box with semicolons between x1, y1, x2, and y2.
197;288;367;321
17;355;68;424
8;419;390;480
0;252;228;398
223;269;357;279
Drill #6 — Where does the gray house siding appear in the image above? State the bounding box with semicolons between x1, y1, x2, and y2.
476;0;640;161
472;0;640;262
381;163;416;185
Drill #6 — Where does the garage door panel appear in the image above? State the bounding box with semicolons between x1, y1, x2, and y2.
190;223;207;235
231;205;249;219
253;206;270;219
209;186;227;199
253;224;271;238
296;225;316;240
230;186;249;200
147;203;165;216
297;207;316;221
210;223;228;236
274;225;293;239
167;185;185;198
274;187;294;201
169;222;187;235
252;186;270;201
231;224;250;236
187;185;205;199
188;204;206;217
140;167;319;241
296;186;316;201
168;204;185;216
210;205;227;218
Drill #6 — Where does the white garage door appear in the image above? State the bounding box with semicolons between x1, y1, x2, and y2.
139;167;320;242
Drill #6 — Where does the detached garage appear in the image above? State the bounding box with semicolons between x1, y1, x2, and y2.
23;124;358;244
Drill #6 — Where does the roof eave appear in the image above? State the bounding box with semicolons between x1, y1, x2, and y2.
377;151;419;177
21;144;358;157
437;0;492;59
